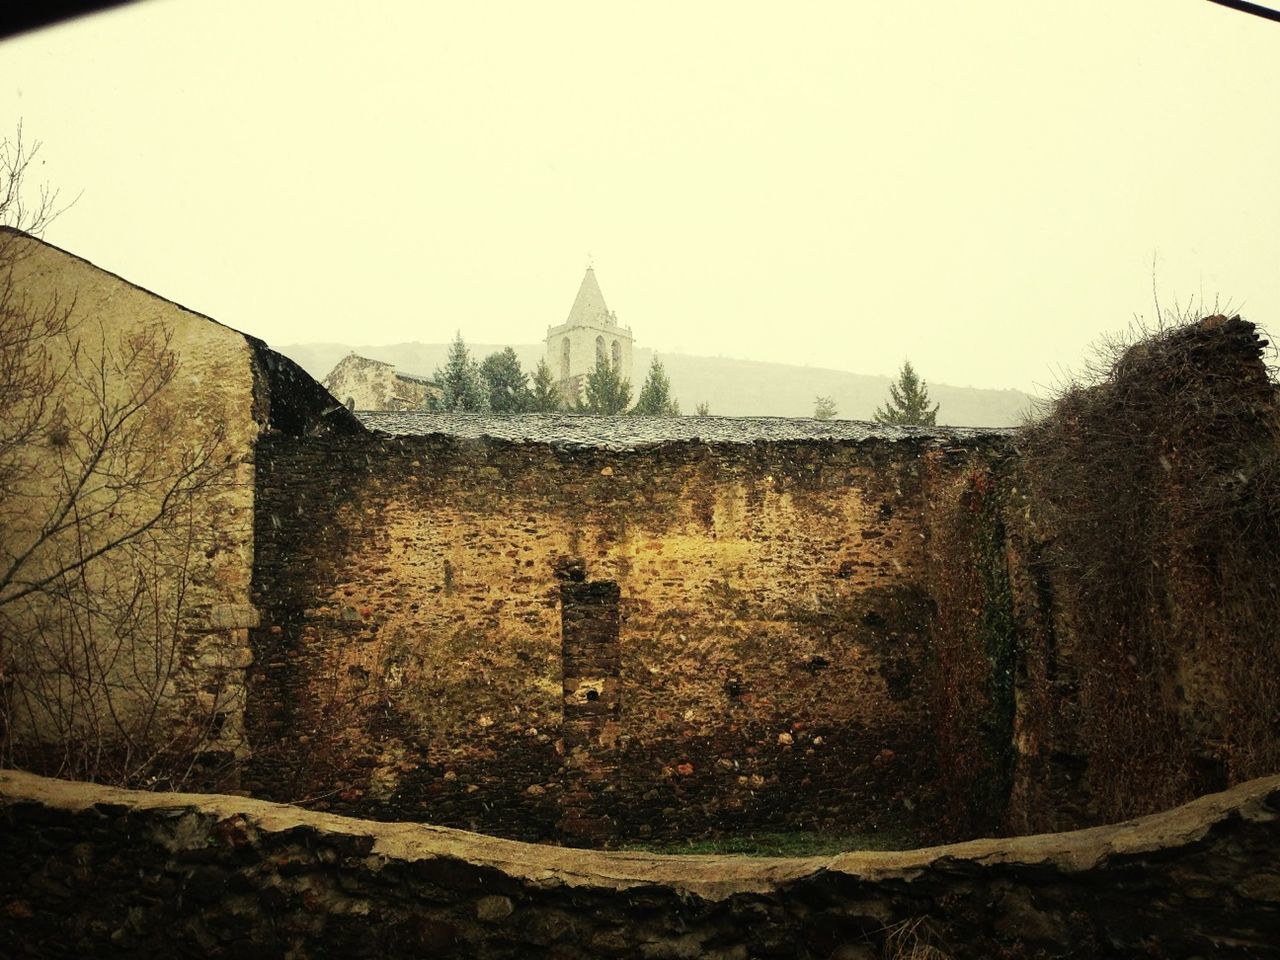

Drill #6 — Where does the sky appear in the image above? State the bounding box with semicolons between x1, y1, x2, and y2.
1;0;1277;393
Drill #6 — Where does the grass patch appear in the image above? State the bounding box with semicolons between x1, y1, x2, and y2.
621;829;914;857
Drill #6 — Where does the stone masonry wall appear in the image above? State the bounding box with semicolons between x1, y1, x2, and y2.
0;231;364;790
0;232;262;784
1001;317;1280;835
3;768;1278;959
245;432;1004;845
921;316;1280;841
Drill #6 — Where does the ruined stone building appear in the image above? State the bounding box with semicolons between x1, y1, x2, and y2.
4;228;1279;862
322;352;437;411
545;266;634;403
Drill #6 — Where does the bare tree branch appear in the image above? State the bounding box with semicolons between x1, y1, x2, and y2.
0;127;237;789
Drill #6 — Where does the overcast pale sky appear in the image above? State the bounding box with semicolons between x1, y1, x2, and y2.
2;0;1277;392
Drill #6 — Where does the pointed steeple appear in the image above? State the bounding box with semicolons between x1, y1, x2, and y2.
565;267;611;327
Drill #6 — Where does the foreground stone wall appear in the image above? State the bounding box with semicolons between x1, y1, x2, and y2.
2;768;1278;959
246;432;1001;844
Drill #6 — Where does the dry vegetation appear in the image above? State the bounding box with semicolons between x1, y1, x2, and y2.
931;308;1280;833
1017;312;1280;819
0;128;235;787
927;462;1017;837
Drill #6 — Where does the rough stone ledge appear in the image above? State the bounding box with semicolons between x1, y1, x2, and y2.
355;411;1011;449
3;769;1279;958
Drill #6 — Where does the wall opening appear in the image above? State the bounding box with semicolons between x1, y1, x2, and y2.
610;339;621;370
558;568;621;846
560;338;571;380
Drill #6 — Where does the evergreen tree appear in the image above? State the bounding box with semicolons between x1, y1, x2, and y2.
579;355;632;415
874;360;939;426
695;401;711;416
479;347;532;413
528;358;563;412
813;395;838;421
630;357;681;416
427;332;489;412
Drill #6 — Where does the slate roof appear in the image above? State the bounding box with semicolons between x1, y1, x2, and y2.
355;411;1010;450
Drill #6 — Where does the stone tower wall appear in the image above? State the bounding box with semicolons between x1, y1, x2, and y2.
545;320;634;396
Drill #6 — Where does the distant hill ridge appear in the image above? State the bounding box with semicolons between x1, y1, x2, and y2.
275;341;1035;428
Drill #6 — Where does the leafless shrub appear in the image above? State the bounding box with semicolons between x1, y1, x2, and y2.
0;127;236;788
